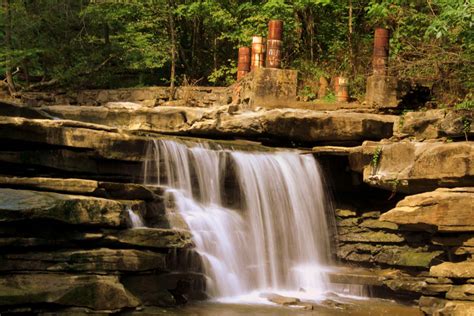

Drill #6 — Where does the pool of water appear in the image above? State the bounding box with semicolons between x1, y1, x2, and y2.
128;296;423;316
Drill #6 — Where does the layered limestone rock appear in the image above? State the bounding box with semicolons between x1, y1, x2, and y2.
40;105;396;143
380;188;474;232
395;109;474;140
0;274;140;311
349;140;474;193
0;181;198;313
0;188;132;227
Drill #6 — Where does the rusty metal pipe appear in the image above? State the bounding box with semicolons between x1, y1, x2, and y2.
251;36;265;71
237;46;251;80
268;20;283;41
266;20;283;68
372;28;390;75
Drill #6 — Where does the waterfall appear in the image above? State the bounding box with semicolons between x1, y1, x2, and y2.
143;139;335;299
127;208;145;228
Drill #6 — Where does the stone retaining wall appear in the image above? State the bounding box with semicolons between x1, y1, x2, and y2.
21;86;232;108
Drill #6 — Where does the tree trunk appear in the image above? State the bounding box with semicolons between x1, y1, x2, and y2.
168;0;177;100
348;0;355;75
3;0;16;95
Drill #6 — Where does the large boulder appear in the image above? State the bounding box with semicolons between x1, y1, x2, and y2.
349;141;474;193
0;116;148;161
396;109;474;140
0;188;133;227
380;188;474;232
0;274;140;311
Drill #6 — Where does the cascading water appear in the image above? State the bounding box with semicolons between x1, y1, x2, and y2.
126;208;145;228
143;139;337;300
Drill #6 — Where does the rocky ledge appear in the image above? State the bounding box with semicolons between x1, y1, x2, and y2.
0;176;203;314
39;104;396;144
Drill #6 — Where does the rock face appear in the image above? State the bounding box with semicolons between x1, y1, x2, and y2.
0;274;140;311
349;141;474;193
380;188;474;232
395;109;474;140
41;105;396;144
0;188;129;227
0;180;199;314
430;262;474;279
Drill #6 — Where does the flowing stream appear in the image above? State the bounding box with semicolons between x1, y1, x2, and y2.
143;139;338;301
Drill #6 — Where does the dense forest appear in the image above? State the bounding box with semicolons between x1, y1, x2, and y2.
1;0;472;106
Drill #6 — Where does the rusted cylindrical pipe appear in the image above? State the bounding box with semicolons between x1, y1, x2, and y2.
266;39;282;68
251;36;265;71
372;28;390;75
334;77;349;102
268;20;283;40
237;46;251;80
266;20;283;68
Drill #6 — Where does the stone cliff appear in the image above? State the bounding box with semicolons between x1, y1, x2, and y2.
0;89;472;315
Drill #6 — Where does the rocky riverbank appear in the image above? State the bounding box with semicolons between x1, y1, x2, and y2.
0;93;472;314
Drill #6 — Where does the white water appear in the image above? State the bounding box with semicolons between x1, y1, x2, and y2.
143;139;338;301
127;208;145;228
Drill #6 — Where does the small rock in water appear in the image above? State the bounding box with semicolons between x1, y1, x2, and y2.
293;303;314;310
299;287;306;292
259;293;300;306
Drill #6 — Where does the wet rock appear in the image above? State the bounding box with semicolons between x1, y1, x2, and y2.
360;219;399;231
380;188;474;232
384;278;426;294
0;188;130;227
350;141;474;193
337;243;443;268
0;176;98;195
338;229;404;243
0;274;140;311
425;277;453;284
327;267;390;286
419;296;474;316
430;261;474;279
361;211;381;219
335;208;357;218
446;285;474;301
259;293;300;305
336;218;359;227
122;272;206;306
102;228;193;249
0;248;166;272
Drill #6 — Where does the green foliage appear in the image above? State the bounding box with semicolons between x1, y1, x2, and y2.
0;0;472;101
455;96;474;110
371;146;383;169
322;92;336;103
299;86;317;101
208;60;237;86
461;116;471;141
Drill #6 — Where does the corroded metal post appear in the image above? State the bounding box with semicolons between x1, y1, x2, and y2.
336;77;349;102
266;20;283;68
366;27;398;108
251;36;265;71
237;46;251;80
372;28;389;75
